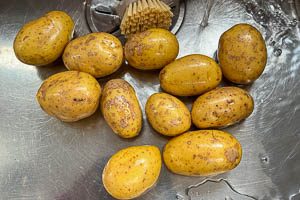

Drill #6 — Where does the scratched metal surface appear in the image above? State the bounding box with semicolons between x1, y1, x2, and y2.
0;0;299;199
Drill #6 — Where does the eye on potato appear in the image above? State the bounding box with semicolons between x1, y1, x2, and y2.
159;54;222;96
63;32;124;78
145;93;191;136
163;130;242;176
102;145;161;200
192;87;254;128
124;28;179;70
218;23;267;84
101;79;142;138
36;71;101;122
14;11;74;66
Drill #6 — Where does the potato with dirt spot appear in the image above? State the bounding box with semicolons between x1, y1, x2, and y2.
159;54;222;96
102;145;161;199
101;79;142;138
36;71;101;122
14;11;74;66
163;130;242;176
124;28;179;70
218;23;267;84
145;93;191;136
63;32;123;78
192;87;254;128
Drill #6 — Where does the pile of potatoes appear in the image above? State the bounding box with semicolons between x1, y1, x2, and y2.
14;11;267;199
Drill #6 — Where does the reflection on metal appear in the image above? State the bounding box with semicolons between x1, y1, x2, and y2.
176;178;257;200
84;0;186;37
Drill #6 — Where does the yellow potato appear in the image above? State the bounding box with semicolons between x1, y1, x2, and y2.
103;145;161;199
124;28;179;70
192;87;254;128
163;130;242;176
36;71;101;122
14;11;74;66
145;93;191;136
63;32;123;78
101;79;142;138
159;54;222;96
218;23;267;84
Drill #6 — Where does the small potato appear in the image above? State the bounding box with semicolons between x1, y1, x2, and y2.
145;93;191;136
218;23;267;84
101;79;142;138
125;28;179;70
159;54;222;96
63;32;123;78
192;87;254;128
102;145;161;199
14;11;74;66
163;130;242;176
36;71;101;122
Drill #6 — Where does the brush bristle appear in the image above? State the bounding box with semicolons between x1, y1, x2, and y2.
120;0;173;35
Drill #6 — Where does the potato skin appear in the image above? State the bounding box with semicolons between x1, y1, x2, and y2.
36;71;101;122
14;11;74;66
192;87;254;128
101;79;142;138
218;23;267;84
125;28;179;70
63;32;123;78
163;130;242;176
145;93;191;136
102;145;161;200
159;54;222;96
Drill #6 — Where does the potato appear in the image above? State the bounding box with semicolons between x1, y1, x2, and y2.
163;130;242;176
101;79;142;138
159;54;222;96
14;11;74;66
63;32;123;78
36;71;101;122
124;28;179;70
145;93;191;136
218;23;267;84
102;145;161;199
192;87;254;128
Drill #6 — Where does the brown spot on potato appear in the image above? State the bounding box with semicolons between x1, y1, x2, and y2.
225;147;239;163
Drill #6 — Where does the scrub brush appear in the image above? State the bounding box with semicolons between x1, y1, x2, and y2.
119;0;174;35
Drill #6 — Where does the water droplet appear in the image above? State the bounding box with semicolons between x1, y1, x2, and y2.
278;97;282;101
261;156;269;163
273;48;282;56
260;99;264;103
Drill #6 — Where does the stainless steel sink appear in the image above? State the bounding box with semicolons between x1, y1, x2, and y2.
0;0;299;199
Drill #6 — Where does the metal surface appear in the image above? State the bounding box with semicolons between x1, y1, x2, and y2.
0;0;299;199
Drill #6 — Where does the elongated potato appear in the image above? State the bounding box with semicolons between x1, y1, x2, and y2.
192;87;254;128
159;54;222;96
36;71;101;122
163;130;242;176
101;79;142;138
14;11;74;66
63;32;123;78
218;23;267;84
145;93;191;136
103;145;162;199
125;28;179;70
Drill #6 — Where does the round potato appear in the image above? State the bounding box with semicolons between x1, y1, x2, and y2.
218;23;267;84
103;145;161;199
159;54;222;96
145;93;191;136
36;71;101;122
124;28;179;70
101;79;142;138
163;130;242;176
14;11;74;66
192;87;254;128
63;32;123;78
